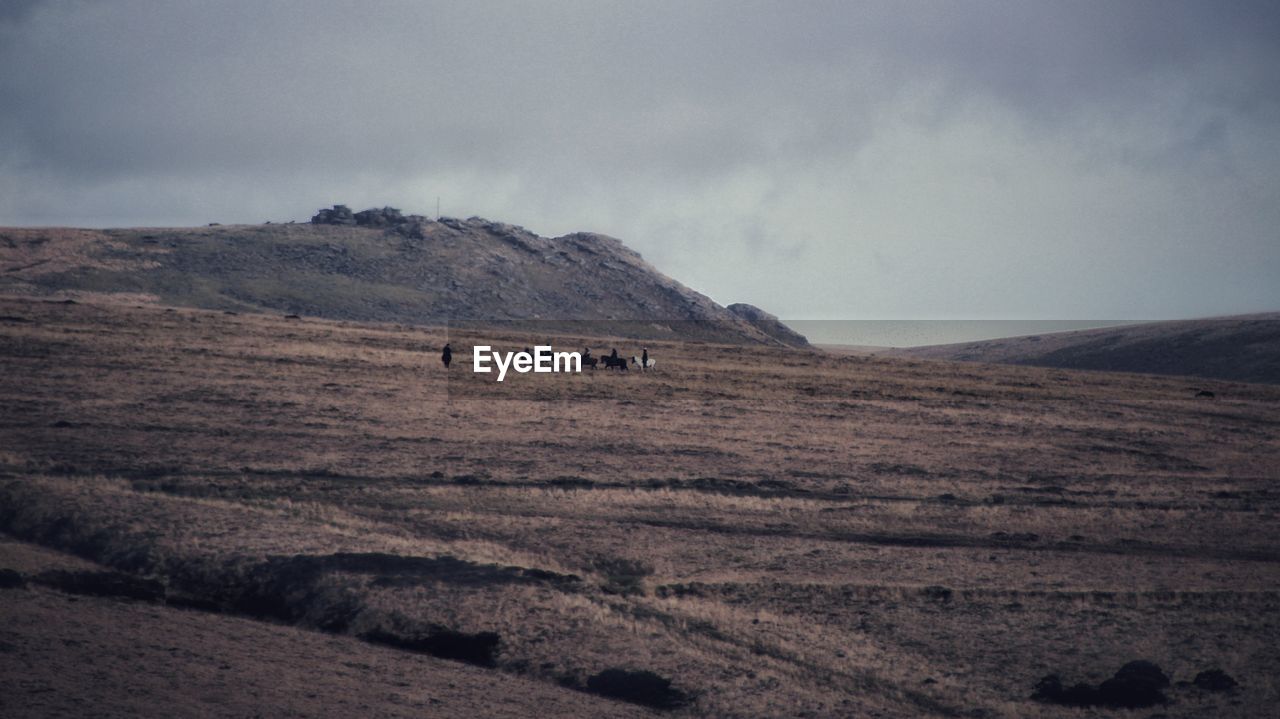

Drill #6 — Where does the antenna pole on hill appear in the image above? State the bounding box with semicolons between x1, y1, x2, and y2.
436;197;440;220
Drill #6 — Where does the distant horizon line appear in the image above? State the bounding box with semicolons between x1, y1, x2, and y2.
784;316;1279;348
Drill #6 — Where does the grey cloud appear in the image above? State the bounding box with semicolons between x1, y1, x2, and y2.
0;0;42;24
1;1;1278;320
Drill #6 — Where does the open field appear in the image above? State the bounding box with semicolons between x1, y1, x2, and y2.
2;296;1279;717
0;538;650;719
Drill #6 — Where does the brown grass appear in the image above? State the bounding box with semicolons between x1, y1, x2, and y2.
1;296;1278;717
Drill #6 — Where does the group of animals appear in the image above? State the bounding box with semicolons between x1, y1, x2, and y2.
437;343;655;371
583;349;655;371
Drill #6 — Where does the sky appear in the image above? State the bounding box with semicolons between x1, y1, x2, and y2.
2;0;1278;324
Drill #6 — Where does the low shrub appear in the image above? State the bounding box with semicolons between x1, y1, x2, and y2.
585;668;691;710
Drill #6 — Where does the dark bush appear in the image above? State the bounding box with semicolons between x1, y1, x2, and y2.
1113;660;1169;688
920;585;953;602
35;570;164;601
1098;675;1166;708
0;568;25;589
417;629;500;666
1193;668;1238;692
1098;659;1169;708
593;557;653;596
585;668;691;711
1031;674;1063;702
1032;674;1100;706
164;593;222;612
361;627;500;667
1032;660;1168;709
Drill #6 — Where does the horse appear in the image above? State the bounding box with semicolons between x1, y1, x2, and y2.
582;356;599;370
631;357;656;369
601;356;628;370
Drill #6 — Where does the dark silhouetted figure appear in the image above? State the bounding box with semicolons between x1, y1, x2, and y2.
610;348;618;360
641;348;649;371
442;344;452;369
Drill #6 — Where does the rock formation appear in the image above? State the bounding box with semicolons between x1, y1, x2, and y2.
728;303;810;347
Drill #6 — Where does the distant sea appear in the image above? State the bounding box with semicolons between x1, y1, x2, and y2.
783;320;1147;348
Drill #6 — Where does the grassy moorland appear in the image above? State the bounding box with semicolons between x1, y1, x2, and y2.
2;296;1278;717
892;314;1280;385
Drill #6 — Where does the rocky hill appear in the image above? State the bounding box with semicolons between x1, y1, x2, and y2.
0;206;807;347
727;303;810;348
892;314;1280;385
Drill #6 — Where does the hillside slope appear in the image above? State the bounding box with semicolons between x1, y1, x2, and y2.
0;211;807;346
893;314;1280;384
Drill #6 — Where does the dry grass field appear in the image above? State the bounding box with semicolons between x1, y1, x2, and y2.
2;296;1279;717
891;315;1280;385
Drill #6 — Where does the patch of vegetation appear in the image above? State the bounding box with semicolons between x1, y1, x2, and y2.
1032;660;1169;708
362;627;501;667
585;668;691;710
35;569;164;602
592;556;653;596
1193;668;1238;692
0;568;26;588
920;585;953;602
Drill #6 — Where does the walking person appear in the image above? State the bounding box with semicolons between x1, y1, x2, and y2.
441;343;452;369
641;347;649;371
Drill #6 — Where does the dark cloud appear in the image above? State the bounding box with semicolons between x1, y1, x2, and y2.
1;1;1278;320
0;0;43;24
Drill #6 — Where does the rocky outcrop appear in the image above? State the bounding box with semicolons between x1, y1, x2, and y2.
392;218;433;240
728;303;809;347
311;205;356;225
353;207;408;227
313;205;428;228
3;207;811;347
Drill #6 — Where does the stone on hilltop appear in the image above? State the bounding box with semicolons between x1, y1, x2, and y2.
311;205;356;225
353;207;405;227
312;205;412;227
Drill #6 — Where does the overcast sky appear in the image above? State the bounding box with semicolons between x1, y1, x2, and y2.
2;1;1278;321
